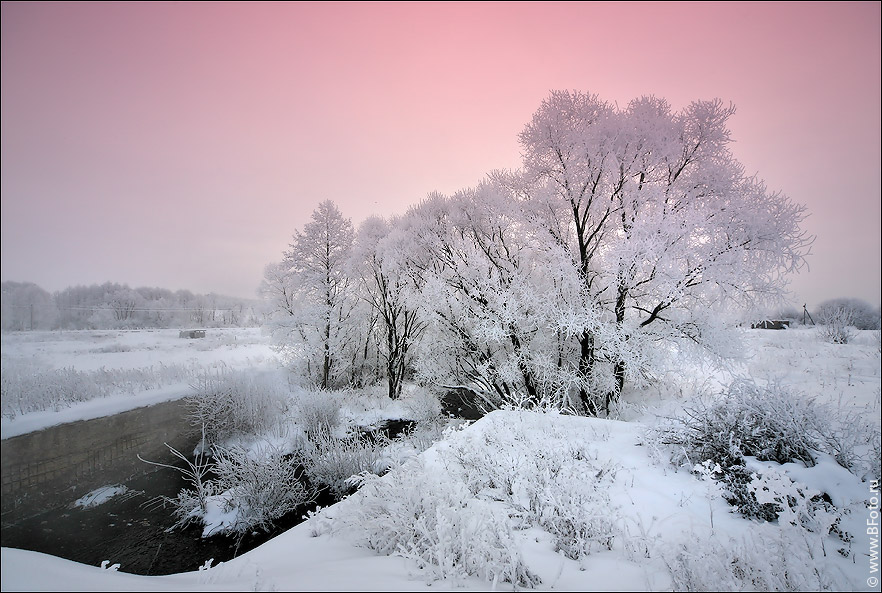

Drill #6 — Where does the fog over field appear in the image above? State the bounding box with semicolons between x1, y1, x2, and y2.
1;3;879;307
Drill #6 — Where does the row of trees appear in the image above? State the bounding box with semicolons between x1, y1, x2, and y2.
773;298;881;330
1;281;264;331
263;91;813;415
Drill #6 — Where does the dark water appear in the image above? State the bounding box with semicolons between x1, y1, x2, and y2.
0;464;320;576
0;414;421;575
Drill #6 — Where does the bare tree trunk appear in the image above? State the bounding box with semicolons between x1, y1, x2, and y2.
386;318;401;399
609;283;629;415
578;330;599;415
322;318;331;389
509;331;538;403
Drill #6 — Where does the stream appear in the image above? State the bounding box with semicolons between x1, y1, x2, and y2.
0;462;314;575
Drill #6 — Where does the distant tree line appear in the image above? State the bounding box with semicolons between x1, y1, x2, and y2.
772;298;881;330
1;281;265;331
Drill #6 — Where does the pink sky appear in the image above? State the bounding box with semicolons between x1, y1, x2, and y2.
2;1;880;308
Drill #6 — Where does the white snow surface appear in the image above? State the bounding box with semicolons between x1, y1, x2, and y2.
73;485;130;509
1;327;275;439
2;326;880;591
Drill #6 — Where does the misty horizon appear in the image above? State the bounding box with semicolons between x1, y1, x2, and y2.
2;2;880;307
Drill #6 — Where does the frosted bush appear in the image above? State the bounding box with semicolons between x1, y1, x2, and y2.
662;528;835;592
329;459;540;588
321;414;619;588
186;369;290;446
813;402;882;481
395;416;451;457
165;487;212;532
139;442;216;532
401;388;443;423
749;469;840;536
531;457;617;559
670;378;826;467
817;304;856;344
663;469;845;591
652;378;851;520
448;426;618;560
146;441;313;537
301;430;390;499
293;388;342;440
816;298;880;331
293;387;448;501
654;378;818;469
209;444;315;535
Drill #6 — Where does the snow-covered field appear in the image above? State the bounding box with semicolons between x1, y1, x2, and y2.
1;327;276;439
1;326;880;591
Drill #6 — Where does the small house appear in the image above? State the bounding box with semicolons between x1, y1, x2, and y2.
750;320;790;330
179;329;206;338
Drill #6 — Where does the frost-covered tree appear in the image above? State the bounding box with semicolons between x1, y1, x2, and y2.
108;287;143;326
1;281;57;331
259;261;298;317
266;200;355;388
518;91;812;414
349;216;424;399
816;298;880;331
404;184;590;410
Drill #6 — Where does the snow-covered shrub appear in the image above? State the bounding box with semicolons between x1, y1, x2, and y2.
813;402;882;480
448;429;618;559
208;444;314;535
300;430;389;499
321;413;618;588
146;441;314;537
660;378;826;468
817;304;856;344
328;459;540;588
662;526;835;592
401;388;443;424
529;454;618;559
653;378;842;520
186;369;289;446
139;442;216;532
293;388;342;440
395;416;451;457
749;469;840;536
294;387;446;500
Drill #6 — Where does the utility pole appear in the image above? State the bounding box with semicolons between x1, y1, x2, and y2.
802;304;815;326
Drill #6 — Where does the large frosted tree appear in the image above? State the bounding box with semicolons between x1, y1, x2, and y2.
518;91;813;414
